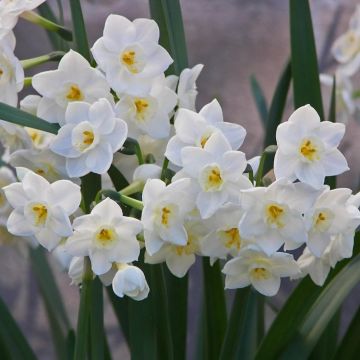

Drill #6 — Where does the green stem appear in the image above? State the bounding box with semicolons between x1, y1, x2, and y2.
20;11;72;41
24;77;32;87
119;180;144;196
119;195;144;210
21;51;65;69
135;142;144;165
255;152;267;187
161;157;170;182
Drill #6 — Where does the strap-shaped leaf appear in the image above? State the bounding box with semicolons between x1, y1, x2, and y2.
0;296;37;360
250;75;268;127
0;103;59;134
290;0;324;119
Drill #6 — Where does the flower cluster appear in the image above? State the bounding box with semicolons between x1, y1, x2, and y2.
1;10;360;300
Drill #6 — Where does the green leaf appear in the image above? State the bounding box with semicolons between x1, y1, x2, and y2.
81;173;101;213
66;330;75;360
0;103;59;134
281;252;360;358
250;75;268;127
30;247;71;360
151;264;174;360
202;258;227;360
290;0;324;119
108;165;129;192
106;287;130;345
0;295;37;360
69;0;91;62
335;304;360;359
149;0;188;75
90;277;104;360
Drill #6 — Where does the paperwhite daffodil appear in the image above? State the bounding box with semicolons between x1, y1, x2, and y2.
91;14;173;95
0;32;24;106
0;0;46;39
200;204;247;261
304;187;360;257
32;50;111;125
66;198;142;275
239;179;321;254
274;104;349;188
50;98;128;177
141;178;196;255
0;166;16;224
165;99;246;166
223;245;300;296
174;132;252;219
3;170;81;250
145;218;206;277
0;121;32;157
9;149;72;183
112;263;149;300
115;76;177;139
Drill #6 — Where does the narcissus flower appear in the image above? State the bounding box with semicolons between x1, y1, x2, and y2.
239;179;321;254
174;132;252;219
141;178;196;255
115;76;177;139
91;14;173;95
32;50;111;125
50;98;128;177
165;99;246;166
274;104;349;188
223;245;300;296
112;263;149;300
0;32;24;106
66;198;142;275
3;170;81;250
0;121;32;157
0;167;16;224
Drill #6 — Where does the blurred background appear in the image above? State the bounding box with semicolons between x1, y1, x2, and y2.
2;0;360;358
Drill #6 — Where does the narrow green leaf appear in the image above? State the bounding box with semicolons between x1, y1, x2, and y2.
149;0;188;75
151;264;174;360
164;270;188;360
282;252;360;358
202;258;227;360
66;330;76;360
0;296;37;360
81;173;101;213
335;304;360;359
90;277;104;360
106;287;130;345
69;0;91;62
219;288;251;360
108;165;129;192
290;0;324;119
250;75;268;127
0;103;59;134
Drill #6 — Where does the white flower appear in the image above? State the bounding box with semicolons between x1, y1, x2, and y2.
66;198;142;275
174;132;252;219
112;263;149;301
91;14;173;95
32;50;111;125
200;204;247;261
223;245;300;296
0;32;24;106
165;99;246;166
0;121;32;157
50;98;128;177
274;104;349;188
0;0;46;39
141;178;196;255
9;149;72;183
304;187;360;257
239;179;321;254
177;64;203;110
133;164;162;183
145;218;206;277
0;166;16;223
115;76;177;139
3;170;81;250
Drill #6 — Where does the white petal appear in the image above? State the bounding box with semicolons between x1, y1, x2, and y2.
7;209;34;236
90;250;112;275
85;143;113;174
47;180;81;214
166;252;195;278
252;275;281;296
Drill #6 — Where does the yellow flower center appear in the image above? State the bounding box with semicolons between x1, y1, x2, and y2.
223;228;241;250
134;98;149;120
161;207;171;226
66;85;84;101
35;168;45;176
300;139;318;161
26;128;44;147
250;267;270;280
95;227;117;248
200;134;210;148
76;130;95;152
266;204;285;228
31;204;48;226
175;233;198;256
202;165;223;192
313;209;333;232
121;50;139;73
